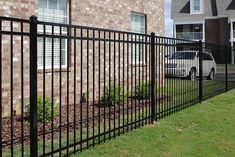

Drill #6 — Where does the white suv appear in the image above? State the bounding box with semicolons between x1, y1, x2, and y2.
165;51;216;81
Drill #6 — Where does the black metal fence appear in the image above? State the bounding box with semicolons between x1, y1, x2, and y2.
0;15;235;157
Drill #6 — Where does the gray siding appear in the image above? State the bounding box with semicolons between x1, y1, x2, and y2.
171;0;212;21
217;0;235;17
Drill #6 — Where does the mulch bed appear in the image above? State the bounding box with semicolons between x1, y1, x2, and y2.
2;95;171;148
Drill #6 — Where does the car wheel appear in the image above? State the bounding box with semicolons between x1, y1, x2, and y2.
207;69;214;80
189;69;196;81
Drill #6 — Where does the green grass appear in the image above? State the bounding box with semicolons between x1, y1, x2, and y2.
75;89;235;157
162;78;233;105
217;64;235;68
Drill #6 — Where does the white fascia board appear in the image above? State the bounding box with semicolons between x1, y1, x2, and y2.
204;15;228;20
173;19;205;25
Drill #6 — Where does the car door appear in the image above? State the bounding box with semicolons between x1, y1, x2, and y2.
202;53;210;76
206;53;215;73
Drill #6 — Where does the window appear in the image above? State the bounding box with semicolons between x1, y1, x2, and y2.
37;0;69;68
131;12;145;34
131;12;146;64
202;53;213;61
190;0;203;14
169;52;196;60
37;38;66;67
233;22;235;38
197;53;213;60
38;0;68;24
193;0;200;11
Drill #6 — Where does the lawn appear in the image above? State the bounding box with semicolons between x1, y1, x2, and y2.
75;89;235;157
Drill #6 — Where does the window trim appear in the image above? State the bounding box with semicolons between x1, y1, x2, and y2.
190;0;203;14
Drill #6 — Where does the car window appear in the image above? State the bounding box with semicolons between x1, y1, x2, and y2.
207;54;213;60
196;53;213;61
169;52;196;60
203;53;213;61
202;53;207;60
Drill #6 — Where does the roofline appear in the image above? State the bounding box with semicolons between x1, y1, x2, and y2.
173;15;229;24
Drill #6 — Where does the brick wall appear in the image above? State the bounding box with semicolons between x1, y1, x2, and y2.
71;0;164;35
0;0;164;117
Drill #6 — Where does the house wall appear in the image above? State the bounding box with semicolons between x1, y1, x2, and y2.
71;0;164;35
0;0;164;35
205;18;230;63
205;18;230;45
0;0;164;117
205;19;219;44
171;0;212;22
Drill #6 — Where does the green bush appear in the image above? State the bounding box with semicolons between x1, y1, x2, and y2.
26;96;59;122
135;81;151;99
80;92;89;103
101;83;128;106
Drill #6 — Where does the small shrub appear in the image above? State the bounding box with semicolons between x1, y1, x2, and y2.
101;83;128;106
26;96;59;122
80;92;89;103
135;81;151;99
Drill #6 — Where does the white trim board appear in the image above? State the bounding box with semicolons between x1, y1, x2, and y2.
173;20;205;25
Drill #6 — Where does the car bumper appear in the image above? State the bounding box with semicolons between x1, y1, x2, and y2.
165;68;188;77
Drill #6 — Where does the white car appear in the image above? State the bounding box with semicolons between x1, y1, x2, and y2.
165;51;217;81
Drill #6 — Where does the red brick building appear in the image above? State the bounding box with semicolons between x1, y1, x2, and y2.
0;0;164;117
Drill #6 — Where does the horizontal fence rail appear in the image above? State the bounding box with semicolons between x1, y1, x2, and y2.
0;15;235;157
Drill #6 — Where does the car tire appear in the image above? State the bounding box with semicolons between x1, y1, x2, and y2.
207;69;214;80
189;68;196;81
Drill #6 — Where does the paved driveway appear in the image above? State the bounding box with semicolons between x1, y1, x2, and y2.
216;65;235;82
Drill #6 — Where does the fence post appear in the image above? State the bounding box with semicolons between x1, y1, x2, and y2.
198;40;203;103
29;15;38;157
150;32;156;122
225;45;228;92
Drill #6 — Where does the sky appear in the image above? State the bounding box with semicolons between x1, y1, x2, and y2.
164;0;173;37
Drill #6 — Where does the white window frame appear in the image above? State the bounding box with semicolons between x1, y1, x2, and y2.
131;12;146;64
231;21;235;39
190;0;203;14
37;0;69;69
